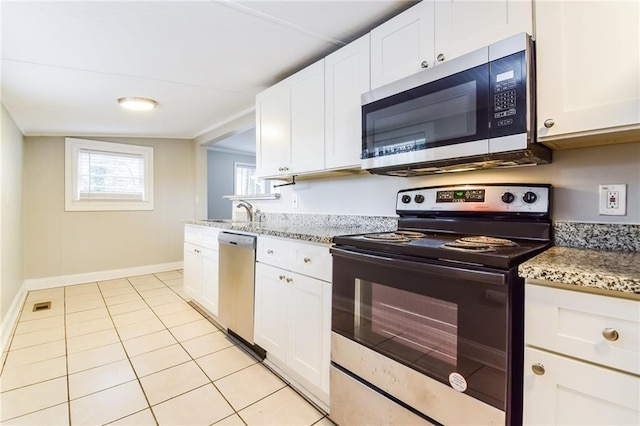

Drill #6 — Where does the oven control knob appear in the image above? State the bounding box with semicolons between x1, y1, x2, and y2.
501;192;515;204
414;194;425;204
523;191;538;204
401;194;412;204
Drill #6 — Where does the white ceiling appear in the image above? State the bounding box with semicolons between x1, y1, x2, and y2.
1;0;416;144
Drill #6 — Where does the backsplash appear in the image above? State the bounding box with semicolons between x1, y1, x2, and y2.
260;212;398;230
554;222;640;251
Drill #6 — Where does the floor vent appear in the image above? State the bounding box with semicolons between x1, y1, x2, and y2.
32;301;52;312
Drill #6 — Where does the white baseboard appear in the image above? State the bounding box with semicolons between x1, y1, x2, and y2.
22;261;184;291
1;261;183;355
0;286;28;355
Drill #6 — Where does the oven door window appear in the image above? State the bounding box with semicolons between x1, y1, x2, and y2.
332;250;510;410
362;64;490;160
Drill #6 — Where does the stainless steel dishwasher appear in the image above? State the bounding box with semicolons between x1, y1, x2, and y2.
217;232;264;357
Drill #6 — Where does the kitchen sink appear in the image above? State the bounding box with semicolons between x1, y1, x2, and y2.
205;219;251;224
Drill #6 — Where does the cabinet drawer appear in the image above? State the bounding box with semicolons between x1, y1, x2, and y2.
257;236;291;267
525;284;640;374
257;236;331;282
185;225;220;249
292;243;332;282
184;225;203;245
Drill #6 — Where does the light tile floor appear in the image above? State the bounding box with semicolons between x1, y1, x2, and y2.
0;271;332;425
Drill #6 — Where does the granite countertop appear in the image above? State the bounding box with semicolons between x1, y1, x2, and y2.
185;217;397;245
519;246;640;298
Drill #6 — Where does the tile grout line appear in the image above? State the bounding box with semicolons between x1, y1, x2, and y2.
64;285;71;426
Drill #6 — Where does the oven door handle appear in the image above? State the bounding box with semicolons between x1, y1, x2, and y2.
331;247;507;286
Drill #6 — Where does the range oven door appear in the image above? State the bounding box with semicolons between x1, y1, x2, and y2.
331;247;523;425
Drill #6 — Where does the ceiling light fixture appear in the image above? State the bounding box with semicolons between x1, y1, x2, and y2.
117;97;158;111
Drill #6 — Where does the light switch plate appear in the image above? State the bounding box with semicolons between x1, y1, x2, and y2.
599;184;626;215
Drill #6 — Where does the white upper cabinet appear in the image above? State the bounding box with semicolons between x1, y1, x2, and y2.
370;0;532;89
434;0;532;63
325;34;370;170
290;60;325;175
370;1;435;89
535;0;640;146
256;60;324;178
256;82;292;177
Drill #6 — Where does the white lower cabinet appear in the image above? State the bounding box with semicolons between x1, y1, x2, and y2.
524;346;640;425
254;236;332;409
183;225;220;318
524;283;640;425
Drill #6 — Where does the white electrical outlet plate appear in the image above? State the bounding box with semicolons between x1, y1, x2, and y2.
292;193;299;209
599;184;626;215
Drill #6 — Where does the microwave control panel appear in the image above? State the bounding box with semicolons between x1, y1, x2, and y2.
489;50;527;138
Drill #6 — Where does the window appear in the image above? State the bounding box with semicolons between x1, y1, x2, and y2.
234;162;275;196
65;138;154;211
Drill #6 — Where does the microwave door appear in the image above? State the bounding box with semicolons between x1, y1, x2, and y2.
361;63;491;170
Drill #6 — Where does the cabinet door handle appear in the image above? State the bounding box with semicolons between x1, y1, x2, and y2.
437;53;445;62
194;249;200;254
420;60;429;69
531;363;545;376
543;119;555;128
303;257;311;264
267;249;274;255
602;328;619;341
279;275;286;280
286;277;293;283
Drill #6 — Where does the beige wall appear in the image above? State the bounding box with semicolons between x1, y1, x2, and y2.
1;105;24;324
23;136;195;279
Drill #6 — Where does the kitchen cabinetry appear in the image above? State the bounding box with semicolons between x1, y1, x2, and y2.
183;225;221;318
523;284;640;425
254;236;331;409
325;34;370;170
256;60;324;178
370;0;532;89
535;0;640;149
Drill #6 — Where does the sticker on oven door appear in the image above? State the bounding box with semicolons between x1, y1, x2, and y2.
448;372;468;392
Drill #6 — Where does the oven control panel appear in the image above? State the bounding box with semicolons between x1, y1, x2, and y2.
397;184;551;214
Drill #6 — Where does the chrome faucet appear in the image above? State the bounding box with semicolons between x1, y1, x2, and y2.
236;200;253;222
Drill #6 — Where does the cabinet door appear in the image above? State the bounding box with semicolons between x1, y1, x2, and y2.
536;0;640;141
370;0;435;89
199;247;219;317
523;347;640;425
183;242;201;300
256;82;291;178
434;0;532;64
287;272;331;393
254;263;288;362
290;60;325;174
325;34;370;170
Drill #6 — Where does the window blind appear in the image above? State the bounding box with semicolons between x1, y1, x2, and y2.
77;149;145;201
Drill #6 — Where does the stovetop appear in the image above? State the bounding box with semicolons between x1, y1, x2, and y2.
333;231;550;270
333;183;553;270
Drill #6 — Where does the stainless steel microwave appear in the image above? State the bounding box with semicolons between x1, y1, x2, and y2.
361;33;551;177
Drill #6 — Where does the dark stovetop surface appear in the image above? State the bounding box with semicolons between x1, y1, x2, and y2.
332;231;551;270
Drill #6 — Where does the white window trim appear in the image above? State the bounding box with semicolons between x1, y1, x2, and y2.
65;138;154;211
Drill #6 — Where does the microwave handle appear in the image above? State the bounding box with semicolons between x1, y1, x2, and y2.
331;247;507;286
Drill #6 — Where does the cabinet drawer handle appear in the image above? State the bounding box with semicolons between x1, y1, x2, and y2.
531;363;545;376
602;328;619;341
194;249;200;254
267;249;274;255
286;277;293;283
437;53;445;62
279;275;286;280
543;119;555;128
303;257;311;264
420;60;429;69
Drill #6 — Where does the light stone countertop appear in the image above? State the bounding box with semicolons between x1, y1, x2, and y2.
519;246;640;299
185;218;397;245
